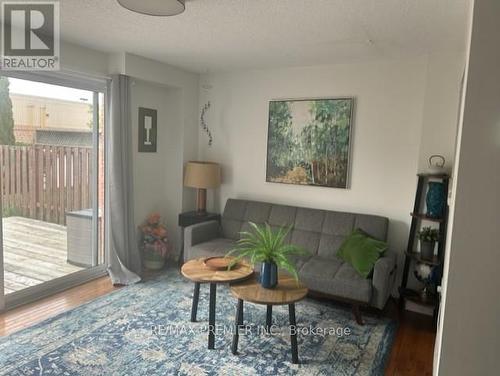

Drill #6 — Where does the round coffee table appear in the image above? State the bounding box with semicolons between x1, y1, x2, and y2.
181;258;253;349
230;274;308;364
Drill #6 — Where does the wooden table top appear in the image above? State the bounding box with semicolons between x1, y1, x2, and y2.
230;274;308;305
181;258;254;283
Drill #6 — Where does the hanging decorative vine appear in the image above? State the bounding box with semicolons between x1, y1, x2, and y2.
200;101;213;146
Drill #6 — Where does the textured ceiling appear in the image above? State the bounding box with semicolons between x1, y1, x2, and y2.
60;0;470;73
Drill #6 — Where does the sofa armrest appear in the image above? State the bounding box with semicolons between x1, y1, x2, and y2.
371;251;397;309
184;220;221;249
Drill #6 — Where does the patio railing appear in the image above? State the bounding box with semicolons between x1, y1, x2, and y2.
0;144;92;225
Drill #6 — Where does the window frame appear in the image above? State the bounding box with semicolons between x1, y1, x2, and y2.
0;70;110;311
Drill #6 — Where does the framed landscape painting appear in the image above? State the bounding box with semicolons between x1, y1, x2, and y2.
266;97;354;189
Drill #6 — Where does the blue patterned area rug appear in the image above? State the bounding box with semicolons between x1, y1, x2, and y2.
0;269;396;375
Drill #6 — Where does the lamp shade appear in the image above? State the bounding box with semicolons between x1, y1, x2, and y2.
184;161;221;189
117;0;185;16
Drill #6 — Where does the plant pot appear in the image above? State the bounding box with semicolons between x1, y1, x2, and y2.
143;257;165;270
143;247;166;270
426;181;445;218
260;261;278;289
420;241;436;261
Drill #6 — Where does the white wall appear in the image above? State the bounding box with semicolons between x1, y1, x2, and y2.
436;0;500;374
60;40;109;77
198;56;463;280
418;52;464;172
121;53;200;215
130;80;183;255
199;59;428;260
115;53;200;257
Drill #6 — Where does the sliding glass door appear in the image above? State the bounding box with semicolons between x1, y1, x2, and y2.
0;73;106;308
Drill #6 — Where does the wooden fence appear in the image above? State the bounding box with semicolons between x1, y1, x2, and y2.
0;145;92;225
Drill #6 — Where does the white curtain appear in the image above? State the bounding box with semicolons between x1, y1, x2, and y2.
107;74;142;285
0;215;4;310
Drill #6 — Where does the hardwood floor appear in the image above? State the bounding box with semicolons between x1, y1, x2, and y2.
0;276;118;336
0;277;435;375
385;306;436;375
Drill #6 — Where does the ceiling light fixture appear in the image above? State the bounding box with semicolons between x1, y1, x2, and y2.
117;0;185;16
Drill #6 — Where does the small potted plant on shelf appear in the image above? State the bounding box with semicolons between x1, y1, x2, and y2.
139;213;169;270
226;222;307;289
417;226;439;261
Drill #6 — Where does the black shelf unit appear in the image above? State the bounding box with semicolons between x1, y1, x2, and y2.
400;173;450;322
404;251;441;266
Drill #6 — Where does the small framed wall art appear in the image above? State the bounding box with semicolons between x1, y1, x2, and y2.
138;107;157;153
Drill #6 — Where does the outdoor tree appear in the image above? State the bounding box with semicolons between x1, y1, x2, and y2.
86;103;94;128
0;77;16;145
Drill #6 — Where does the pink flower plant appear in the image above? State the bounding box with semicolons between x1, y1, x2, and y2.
139;213;169;258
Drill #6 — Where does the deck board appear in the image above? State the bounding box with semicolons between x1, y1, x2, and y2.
2;216;84;294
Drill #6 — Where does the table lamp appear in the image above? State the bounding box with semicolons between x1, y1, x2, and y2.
184;161;221;214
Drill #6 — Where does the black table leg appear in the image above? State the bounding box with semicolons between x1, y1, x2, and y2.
208;283;216;349
190;282;200;322
266;305;273;332
231;299;244;355
289;303;299;364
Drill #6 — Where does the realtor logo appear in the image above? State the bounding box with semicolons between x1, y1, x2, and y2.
1;1;60;70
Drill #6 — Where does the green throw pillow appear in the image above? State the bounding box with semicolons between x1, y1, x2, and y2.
337;229;388;278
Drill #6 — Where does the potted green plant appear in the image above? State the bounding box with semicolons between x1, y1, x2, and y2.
226;222;307;289
139;213;170;270
417;226;439;261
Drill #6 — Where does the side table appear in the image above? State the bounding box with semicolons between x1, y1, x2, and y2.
230;274;308;364
181;258;254;349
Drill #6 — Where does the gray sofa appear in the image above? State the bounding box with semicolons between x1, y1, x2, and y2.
184;199;397;319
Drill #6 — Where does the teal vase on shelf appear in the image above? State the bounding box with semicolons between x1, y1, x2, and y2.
426;182;445;218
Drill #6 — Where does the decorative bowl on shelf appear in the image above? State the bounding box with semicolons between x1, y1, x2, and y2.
203;256;237;271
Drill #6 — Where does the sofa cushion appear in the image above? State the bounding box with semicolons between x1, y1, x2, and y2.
317;233;347;259
299;258;372;303
299;257;343;292
186;238;236;260
243;202;272;223
240;221;258;235
331;263;372;303
267;205;296;245
221;218;243;240
222;199;248;240
223;199;247;220
268;205;297;227
354;214;388;241
291;229;321;256
294;208;325;232
267;225;292;245
337;229;388;278
322;211;355;236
